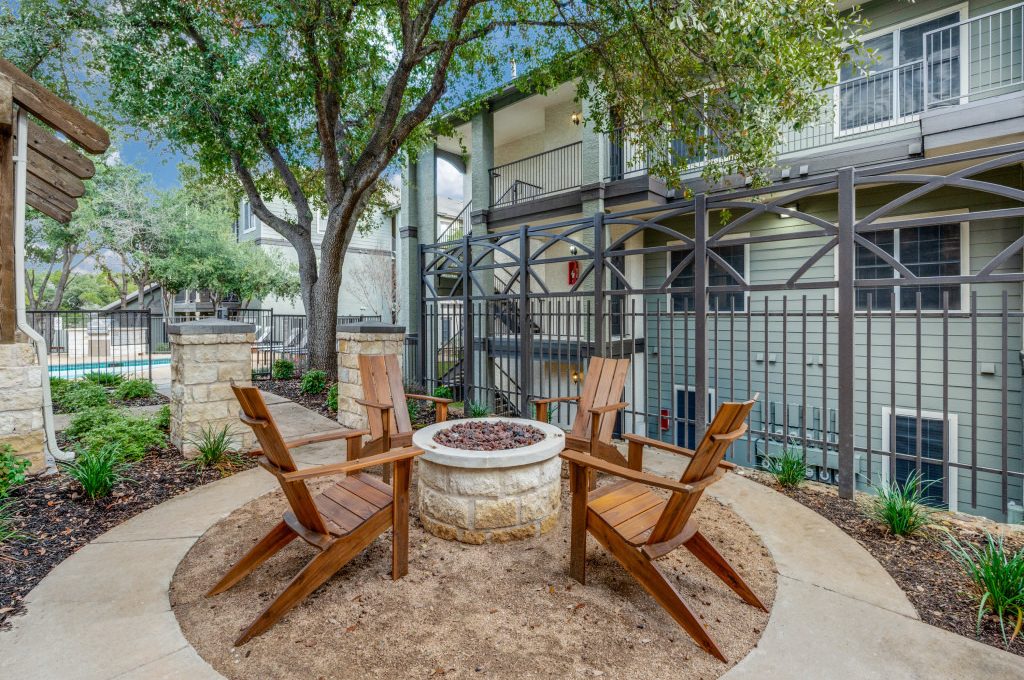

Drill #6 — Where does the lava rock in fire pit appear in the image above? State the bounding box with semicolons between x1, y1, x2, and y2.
432;420;545;451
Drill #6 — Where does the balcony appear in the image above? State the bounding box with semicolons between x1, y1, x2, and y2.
488;142;582;208
609;3;1024;180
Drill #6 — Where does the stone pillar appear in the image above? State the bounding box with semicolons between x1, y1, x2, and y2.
336;322;406;430
169;319;255;457
0;340;45;472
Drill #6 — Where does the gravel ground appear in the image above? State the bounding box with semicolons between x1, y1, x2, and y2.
172;477;776;678
744;469;1024;656
0;439;255;629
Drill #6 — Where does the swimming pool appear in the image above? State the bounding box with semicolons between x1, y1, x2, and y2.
49;357;170;378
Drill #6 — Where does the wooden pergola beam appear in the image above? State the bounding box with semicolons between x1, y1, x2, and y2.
26;172;78;214
27;148;85;198
26;188;72;224
0;59;109;154
16;120;95;179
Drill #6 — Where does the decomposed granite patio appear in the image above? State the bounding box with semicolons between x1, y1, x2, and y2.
1;393;1020;679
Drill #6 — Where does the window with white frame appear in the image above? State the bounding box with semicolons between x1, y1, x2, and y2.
839;9;962;131
242;202;256;233
881;408;957;508
668;242;747;312
854;223;966;311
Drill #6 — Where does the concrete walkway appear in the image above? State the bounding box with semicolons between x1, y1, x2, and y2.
2;397;1021;679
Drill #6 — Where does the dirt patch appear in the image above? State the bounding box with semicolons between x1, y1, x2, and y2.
743;470;1024;656
0;441;256;629
172;478;776;678
255;378;335;419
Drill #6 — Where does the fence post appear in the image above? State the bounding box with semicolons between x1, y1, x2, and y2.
837;167;856;500
462;233;474;404
518;224;532;415
593;212;605;356
145;309;152;383
418;245;427;385
693;193;708;443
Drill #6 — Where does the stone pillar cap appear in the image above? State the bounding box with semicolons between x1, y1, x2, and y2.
167;319;256;335
337;321;406;335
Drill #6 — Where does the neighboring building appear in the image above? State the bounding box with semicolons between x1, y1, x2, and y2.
236;197;399;320
402;0;1024;522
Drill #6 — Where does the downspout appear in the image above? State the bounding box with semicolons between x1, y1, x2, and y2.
12;107;72;464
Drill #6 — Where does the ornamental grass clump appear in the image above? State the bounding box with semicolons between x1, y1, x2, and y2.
945;531;1024;648
300;369;328;394
0;498;24;545
765;449;806;488
467;402;490;418
113;378;156;400
60;444;130;500
865;471;935;537
184;424;242;473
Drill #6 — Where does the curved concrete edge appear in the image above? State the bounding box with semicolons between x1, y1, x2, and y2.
2;424;1021;680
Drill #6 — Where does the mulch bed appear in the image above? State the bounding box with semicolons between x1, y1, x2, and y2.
255;378;334;419
111;393;170;410
0;438;256;629
433;420;544;450
745;470;1024;656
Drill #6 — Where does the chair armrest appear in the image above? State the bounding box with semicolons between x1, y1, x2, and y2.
589;401;629;415
356;398;394;412
623;433;737;470
560;449;694;495
244;428;368;457
531;396;580;405
407;394;454;405
280;446;424;482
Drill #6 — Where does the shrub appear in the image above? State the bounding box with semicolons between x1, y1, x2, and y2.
865;471;934;537
66;406;121;440
0;498;24;544
185;424;241;472
113;379;156;401
467;402;490;418
49;377;72;402
765;449;807;488
300;369;328;395
78;414;165;462
407;398;421;422
404;381;427;396
326;384;338;412
0;444;30;497
271;359;295;379
83;371;123;387
60;445;130;499
433;384;454;400
55;381;109;412
945;531;1024;648
152;404;171;431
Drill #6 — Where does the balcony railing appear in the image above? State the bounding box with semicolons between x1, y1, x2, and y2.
609;3;1024;178
489;142;582;208
437;200;472;244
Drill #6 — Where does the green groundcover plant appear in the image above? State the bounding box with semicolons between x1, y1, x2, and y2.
326;384;338;412
113;378;156;401
300;369;328;395
0;444;30;497
54;381;109;412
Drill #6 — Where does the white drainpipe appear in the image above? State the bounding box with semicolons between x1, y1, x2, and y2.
12;107;72;464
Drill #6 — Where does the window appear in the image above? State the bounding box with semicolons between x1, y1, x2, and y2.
882;409;956;508
839;10;961;131
854;223;964;311
669;243;747;312
241;203;257;233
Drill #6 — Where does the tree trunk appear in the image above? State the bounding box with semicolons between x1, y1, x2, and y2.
305;264;341;378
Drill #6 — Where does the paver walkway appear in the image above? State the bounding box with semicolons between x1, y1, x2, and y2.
1;395;1020;679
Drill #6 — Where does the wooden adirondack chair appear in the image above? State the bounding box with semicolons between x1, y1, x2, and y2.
357;354;452;483
207;383;424;646
561;396;764;663
532;356;631;469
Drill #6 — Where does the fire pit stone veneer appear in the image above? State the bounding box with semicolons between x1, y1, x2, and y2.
411;418;565;544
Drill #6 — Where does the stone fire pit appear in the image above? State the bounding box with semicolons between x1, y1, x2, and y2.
411;417;565;544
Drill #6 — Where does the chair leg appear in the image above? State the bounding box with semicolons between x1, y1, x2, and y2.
207;520;296;597
569;463;588;584
392;459;410;580
685;530;767;612
589;517;727;663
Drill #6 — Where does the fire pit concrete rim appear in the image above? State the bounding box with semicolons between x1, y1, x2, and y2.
412;417;566;469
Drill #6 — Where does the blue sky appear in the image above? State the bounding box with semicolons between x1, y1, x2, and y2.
118;135;186;189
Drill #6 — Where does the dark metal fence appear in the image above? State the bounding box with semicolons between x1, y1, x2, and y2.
489;142;582;207
27;309;154;381
420;141;1024;522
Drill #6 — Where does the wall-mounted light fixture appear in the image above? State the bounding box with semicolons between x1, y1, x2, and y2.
570;112;582;126
569;245;578;256
571;368;581;384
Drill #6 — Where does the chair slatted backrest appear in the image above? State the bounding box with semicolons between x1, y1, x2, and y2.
232;383;328;534
358;354;412;440
646;398;756;545
569;357;631;442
